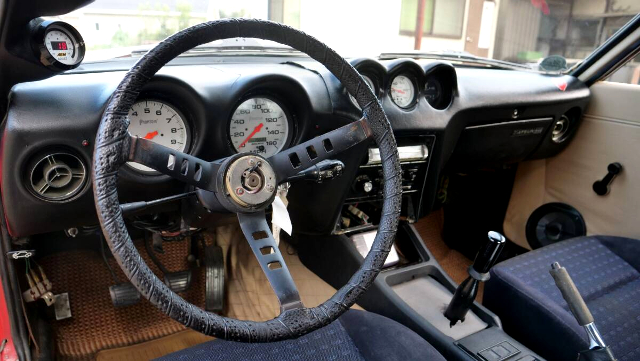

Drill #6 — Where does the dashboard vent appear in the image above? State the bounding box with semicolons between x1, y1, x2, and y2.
551;115;571;143
27;151;87;202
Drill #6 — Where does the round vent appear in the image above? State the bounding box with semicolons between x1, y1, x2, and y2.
28;151;87;202
551;115;570;143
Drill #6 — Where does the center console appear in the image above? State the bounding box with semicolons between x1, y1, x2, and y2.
334;135;435;234
296;223;544;360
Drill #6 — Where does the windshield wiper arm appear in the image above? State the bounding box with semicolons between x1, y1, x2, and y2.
130;44;303;58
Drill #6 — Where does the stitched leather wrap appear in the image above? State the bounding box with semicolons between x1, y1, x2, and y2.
92;19;401;342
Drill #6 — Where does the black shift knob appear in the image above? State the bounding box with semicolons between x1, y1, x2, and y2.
472;231;506;274
444;231;506;327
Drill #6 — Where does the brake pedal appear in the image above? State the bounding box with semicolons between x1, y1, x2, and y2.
204;245;224;313
109;283;141;307
164;270;192;293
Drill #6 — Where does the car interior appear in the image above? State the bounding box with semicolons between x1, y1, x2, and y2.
0;0;639;360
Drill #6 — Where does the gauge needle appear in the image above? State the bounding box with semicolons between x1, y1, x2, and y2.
239;123;264;148
392;88;406;94
143;131;159;140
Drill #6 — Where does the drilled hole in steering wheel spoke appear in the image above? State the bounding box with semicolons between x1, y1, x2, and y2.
252;230;269;240
260;246;275;255
323;139;333;152
289;153;302;168
194;163;202;181
306;145;318;160
167;154;176;170
180;159;189;176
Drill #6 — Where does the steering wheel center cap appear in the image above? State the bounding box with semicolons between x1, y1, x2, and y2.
225;155;276;208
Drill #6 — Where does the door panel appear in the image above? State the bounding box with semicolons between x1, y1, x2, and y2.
504;81;640;249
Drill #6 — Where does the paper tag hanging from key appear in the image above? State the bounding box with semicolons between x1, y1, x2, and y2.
272;184;292;246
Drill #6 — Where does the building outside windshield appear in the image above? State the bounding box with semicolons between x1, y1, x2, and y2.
49;0;640;83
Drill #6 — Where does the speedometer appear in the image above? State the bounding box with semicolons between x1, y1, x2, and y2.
127;100;190;173
390;75;416;108
229;97;290;157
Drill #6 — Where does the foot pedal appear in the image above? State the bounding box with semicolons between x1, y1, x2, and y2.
164;271;192;293
109;283;140;307
205;245;224;313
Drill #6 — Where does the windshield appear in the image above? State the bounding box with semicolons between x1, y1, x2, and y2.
48;0;640;72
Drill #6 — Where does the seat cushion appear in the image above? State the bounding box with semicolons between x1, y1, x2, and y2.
485;235;640;361
155;309;445;361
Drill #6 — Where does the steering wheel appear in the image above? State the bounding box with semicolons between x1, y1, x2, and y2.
92;18;401;342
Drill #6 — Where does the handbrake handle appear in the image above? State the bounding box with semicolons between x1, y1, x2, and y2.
549;262;594;326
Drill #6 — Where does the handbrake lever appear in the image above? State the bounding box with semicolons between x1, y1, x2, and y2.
549;262;616;361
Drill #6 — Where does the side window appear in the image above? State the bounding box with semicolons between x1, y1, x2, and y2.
607;54;640;85
399;0;466;38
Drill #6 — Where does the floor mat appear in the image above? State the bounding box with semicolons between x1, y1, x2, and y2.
413;210;483;301
41;224;344;360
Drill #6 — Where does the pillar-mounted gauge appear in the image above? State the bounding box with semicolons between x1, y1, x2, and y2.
32;20;85;71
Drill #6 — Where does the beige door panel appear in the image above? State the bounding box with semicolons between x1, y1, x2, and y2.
504;81;640;250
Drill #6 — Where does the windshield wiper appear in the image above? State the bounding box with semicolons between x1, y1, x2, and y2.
130;38;304;58
379;51;537;72
182;45;303;56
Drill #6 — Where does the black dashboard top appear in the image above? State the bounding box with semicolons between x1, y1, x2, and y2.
1;56;590;237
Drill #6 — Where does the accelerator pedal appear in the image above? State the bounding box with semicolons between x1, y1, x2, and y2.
164;270;192;293
109;283;141;307
204;245;224;313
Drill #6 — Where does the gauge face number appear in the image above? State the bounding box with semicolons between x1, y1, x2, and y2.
425;78;442;106
127;100;189;173
349;75;376;109
44;29;77;65
390;75;415;108
229;98;289;157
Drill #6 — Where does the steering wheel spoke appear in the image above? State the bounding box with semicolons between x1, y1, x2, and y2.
237;210;303;313
127;135;218;191
269;117;372;184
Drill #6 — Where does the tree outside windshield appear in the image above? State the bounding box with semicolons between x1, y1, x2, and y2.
49;0;640;83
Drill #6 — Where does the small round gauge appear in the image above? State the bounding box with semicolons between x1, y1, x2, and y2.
424;77;442;107
390;75;416;108
127;100;190;173
229;97;290;157
349;75;376;109
33;21;85;70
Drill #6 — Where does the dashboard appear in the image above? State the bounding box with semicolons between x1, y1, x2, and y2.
0;55;590;237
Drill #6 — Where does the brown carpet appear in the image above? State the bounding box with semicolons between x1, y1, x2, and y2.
413;210;483;301
41;224;346;361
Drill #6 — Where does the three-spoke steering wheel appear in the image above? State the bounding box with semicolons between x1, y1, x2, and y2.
93;19;401;342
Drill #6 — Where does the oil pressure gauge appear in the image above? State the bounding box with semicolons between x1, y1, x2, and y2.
32;20;85;71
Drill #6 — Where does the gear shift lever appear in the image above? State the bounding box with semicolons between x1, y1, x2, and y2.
444;231;506;327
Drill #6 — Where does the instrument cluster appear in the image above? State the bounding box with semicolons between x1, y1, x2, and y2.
125;59;456;177
126;94;296;175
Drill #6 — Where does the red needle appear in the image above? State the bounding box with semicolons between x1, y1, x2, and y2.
239;123;264;148
392;88;406;94
143;130;159;140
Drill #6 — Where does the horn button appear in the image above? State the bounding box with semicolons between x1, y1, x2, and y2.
225;155;276;208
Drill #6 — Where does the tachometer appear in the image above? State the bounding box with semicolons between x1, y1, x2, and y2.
390;75;415;108
229;97;290;157
127;100;190;173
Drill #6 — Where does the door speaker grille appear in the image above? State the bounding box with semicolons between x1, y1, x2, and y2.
28;151;87;202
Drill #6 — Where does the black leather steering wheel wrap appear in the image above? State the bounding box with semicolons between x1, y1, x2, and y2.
93;18;401;342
